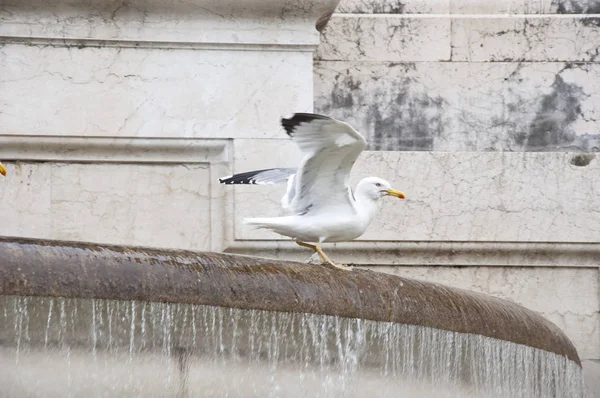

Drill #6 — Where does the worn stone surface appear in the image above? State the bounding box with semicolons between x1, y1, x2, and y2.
451;0;600;14
334;0;600;14
317;15;452;61
0;163;212;250
583;360;600;396
0;44;312;139
0;0;322;260
313;4;600;393
0;0;339;45
234;143;600;242
452;17;600;62
336;0;449;13
315;61;600;152
318;15;600;63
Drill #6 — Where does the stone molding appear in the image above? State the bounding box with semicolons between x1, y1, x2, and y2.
0;135;232;252
0;36;317;52
0;0;341;47
0;135;230;164
225;240;600;268
3;135;599;267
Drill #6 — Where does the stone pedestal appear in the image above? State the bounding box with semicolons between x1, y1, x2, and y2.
0;0;339;251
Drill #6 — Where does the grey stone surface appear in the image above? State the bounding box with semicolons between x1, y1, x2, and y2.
317;15;452;61
452;16;600;62
583;360;600;396
315;61;600;152
336;0;449;14
451;0;600;14
334;0;600;14
314;2;600;395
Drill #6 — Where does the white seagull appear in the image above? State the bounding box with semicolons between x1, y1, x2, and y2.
219;113;405;270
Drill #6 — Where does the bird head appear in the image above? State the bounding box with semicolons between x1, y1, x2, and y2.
356;177;405;201
0;162;6;177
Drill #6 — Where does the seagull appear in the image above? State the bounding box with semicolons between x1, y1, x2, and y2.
0;162;6;177
219;113;405;270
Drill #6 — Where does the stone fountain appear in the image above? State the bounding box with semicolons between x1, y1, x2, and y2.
0;236;584;397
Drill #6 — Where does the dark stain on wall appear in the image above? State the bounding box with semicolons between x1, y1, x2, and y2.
570;153;595;166
513;74;600;152
318;67;445;151
338;0;406;14
554;0;600;26
581;16;600;28
514;75;584;150
366;85;443;151
329;75;360;108
316;63;599;152
554;0;600;13
496;65;600;152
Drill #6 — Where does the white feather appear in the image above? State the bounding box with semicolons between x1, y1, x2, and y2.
229;113;404;245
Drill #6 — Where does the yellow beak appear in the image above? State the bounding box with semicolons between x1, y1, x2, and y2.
0;162;6;177
385;188;405;199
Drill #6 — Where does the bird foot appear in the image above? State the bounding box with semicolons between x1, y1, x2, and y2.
304;253;352;270
321;262;353;271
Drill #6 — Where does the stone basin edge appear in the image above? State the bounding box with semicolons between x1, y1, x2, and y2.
0;236;581;366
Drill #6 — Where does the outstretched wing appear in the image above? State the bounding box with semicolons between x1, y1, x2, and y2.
219;167;298;210
281;113;367;214
219;168;296;185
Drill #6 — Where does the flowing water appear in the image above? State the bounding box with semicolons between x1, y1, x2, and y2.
0;296;584;397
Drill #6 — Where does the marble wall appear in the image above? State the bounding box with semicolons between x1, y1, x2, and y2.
0;0;338;252
315;2;600;151
312;0;600;393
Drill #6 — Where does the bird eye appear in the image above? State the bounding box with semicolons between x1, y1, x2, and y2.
375;183;382;187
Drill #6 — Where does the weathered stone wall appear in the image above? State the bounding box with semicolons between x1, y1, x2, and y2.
313;0;600;394
0;0;337;252
316;1;600;152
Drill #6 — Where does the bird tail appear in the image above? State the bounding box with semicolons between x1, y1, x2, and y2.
243;217;297;239
243;217;279;230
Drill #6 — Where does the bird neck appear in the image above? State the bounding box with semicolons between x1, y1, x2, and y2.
353;189;381;226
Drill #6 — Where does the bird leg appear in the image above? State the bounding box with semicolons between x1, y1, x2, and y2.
295;241;351;271
315;243;351;271
295;241;322;264
295;240;317;251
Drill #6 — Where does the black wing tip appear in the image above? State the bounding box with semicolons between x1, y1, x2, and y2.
219;175;257;185
219;177;256;185
218;168;278;185
281;113;332;136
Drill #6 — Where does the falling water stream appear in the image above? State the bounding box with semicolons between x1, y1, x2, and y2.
0;296;583;397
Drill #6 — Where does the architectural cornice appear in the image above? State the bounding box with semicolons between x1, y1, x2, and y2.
0;0;341;46
0;36;318;52
0;135;230;164
2;135;599;267
225;240;600;268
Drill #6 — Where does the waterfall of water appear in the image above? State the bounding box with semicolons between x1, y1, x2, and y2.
0;296;584;398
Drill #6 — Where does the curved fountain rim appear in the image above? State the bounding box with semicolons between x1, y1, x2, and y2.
0;236;581;366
